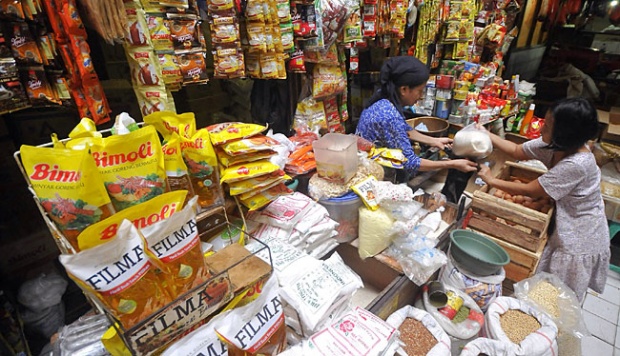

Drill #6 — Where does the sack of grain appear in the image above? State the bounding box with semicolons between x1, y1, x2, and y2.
439;255;505;312
513;272;589;339
484;296;558;356
386;305;451;356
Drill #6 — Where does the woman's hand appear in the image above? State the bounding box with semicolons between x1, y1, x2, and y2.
451;159;478;173
431;137;453;150
477;164;494;184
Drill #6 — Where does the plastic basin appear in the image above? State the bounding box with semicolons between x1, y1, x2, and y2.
406;116;449;137
449;229;510;276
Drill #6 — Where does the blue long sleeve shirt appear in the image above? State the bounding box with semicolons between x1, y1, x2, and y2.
355;99;422;176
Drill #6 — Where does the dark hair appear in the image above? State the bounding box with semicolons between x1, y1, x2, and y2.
365;56;430;115
547;97;599;151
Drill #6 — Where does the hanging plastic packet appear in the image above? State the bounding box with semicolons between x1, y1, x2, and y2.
304;42;338;64
77;190;187;251
210;16;240;44
207;0;235;13
259;54;278;79
90;125;167;211
139;0;166;13
180;129;224;209
135;87;168;116
126;47;163;87
59;220;172;329
169;17;201;53
83;78;112;125
246;22;267;53
9;22;43;64
280;23;294;51
288;49;306;73
159;0;190;9
20;145;115;252
207;122;266;146
177;52;208;84
125;7;152;47
142;196;209;298
147;15;173;52
144;110;196;139
157;53;183;85
162;132;195;204
23;67;59;105
228;170;289;196
59;0;87;37
292;3;317;37
245;54;261;78
246;0;265;22
312;64;346;99
0;0;25;19
213;46;245;79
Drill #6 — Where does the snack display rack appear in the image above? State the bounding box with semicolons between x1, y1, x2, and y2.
12;128;275;355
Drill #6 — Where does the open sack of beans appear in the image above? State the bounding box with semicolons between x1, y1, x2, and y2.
513;272;589;356
472;296;558;356
385;305;451;356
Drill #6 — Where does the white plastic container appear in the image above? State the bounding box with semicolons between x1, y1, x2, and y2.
318;192;362;243
312;133;358;183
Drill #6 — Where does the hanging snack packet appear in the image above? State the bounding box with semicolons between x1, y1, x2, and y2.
126;47;163;87
83;77;112;125
170;17;201;53
20;145;114;252
280;23;294;51
135;87;168;116
23;67;58;105
162;132;195;204
228;170;289;196
0;0;25;19
144;110;196;139
59;220;172;329
221;135;281;156
181;129;224;209
147;15;173;52
158;53;183;85
90;125;167;211
211;16;240;44
220;160;281;184
207;0;235;13
211;276;286;355
78;190;186;251
245;54;261;78
312;64;346;99
58;0;87;37
247;22;267;53
142;196;209;298
213;46;245;79
125;7;152;47
207;122;267;146
239;183;293;210
177;52;208;84
7;22;42;64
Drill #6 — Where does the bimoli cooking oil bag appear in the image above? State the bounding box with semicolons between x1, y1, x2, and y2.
20;145;114;252
180;129;224;209
144;111;196;139
90;125;167;211
141;196;210;299
206;122;266;146
162;132;195;205
59;220;172;329
78;190;187;251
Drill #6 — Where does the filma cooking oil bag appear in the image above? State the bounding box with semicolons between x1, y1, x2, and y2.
141;196;211;299
20;145;114;252
60;220;172;329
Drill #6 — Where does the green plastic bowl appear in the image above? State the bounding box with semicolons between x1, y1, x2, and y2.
449;229;510;276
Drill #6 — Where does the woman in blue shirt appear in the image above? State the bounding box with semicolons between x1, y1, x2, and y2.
356;56;477;180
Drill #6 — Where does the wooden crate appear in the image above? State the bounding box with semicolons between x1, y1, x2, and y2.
467;161;553;281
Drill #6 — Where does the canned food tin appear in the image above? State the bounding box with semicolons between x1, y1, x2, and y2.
438;291;464;320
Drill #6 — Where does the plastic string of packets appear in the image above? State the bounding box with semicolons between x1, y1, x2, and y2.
0;0;112;123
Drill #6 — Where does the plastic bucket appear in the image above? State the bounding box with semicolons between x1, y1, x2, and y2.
312;133;358;183
318;191;362;243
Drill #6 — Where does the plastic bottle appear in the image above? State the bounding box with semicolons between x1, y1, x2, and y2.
511;106;526;133
519;103;536;136
465;99;477;125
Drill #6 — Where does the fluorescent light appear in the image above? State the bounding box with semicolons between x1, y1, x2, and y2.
612;0;618;6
